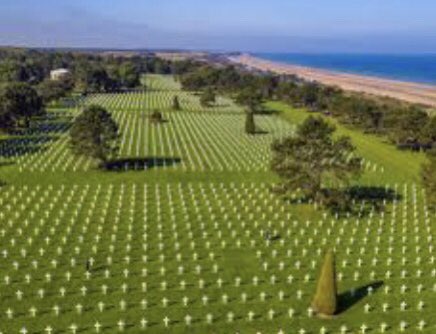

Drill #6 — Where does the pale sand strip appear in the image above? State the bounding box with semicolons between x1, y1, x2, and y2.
229;54;436;107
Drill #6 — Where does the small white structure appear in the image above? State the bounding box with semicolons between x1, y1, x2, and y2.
50;68;70;81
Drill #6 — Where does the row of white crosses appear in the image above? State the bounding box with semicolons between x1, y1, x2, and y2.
1;182;434;333
8;319;431;334
14;106;93;173
86;74;241;114
108;97;293;172
0;111;74;171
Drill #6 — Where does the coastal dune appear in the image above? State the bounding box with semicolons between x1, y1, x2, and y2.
230;54;436;107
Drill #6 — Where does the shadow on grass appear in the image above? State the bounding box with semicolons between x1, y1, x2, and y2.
102;157;182;172
0;137;52;158
248;129;269;135
10;113;73;136
337;281;384;314
346;186;401;202
275;185;401;217
0;161;14;168
258;106;279;115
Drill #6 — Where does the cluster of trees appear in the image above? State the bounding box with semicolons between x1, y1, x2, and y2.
0;48;200;133
180;65;279;99
326;96;436;150
0;48;200;97
0;82;43;131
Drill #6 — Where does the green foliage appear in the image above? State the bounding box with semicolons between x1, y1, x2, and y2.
200;88;216;107
75;64;118;93
395;107;429;144
312;250;338;316
117;61;141;88
150;110;165;123
245;111;256;134
69;105;119;164
422;149;436;207
37;78;73;104
419;115;436;148
271;116;362;201
173;95;181;110
235;88;263;113
180;62;436;151
0;82;43;130
0;60;27;82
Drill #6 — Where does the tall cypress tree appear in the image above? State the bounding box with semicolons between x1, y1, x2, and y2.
245;111;256;135
173;96;181;110
311;249;338;316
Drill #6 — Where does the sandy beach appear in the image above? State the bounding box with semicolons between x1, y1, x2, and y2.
229;54;436;107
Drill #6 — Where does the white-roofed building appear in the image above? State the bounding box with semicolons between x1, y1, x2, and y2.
50;68;71;81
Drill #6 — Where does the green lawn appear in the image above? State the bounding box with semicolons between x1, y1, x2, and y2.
0;76;434;334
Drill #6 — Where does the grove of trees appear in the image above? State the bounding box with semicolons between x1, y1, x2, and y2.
0;47;201;133
0;48;196;96
0;82;43;131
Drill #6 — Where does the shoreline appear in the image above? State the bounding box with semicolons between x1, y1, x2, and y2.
229;54;436;107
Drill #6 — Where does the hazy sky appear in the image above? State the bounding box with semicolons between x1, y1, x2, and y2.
0;0;435;53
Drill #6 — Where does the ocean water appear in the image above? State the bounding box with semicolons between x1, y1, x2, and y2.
255;53;436;85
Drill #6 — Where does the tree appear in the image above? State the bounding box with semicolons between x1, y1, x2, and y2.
150;110;164;124
118;62;140;88
311;250;338;316
271;116;362;202
421;116;436;149
299;82;322;109
235;88;263;113
395;107;429;145
0;60;27;82
75;64;117;93
245;111;256;135
422;149;436;208
173;96;181;110
70;105;119;165
37;78;72;104
200;88;216;107
0;82;43;130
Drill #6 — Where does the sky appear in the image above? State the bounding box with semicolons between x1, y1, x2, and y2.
0;0;435;53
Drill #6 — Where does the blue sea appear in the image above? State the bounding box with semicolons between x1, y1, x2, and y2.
254;53;436;85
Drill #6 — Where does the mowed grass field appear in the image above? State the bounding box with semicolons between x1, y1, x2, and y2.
0;75;434;334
